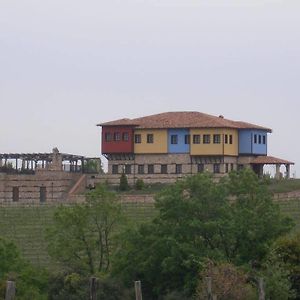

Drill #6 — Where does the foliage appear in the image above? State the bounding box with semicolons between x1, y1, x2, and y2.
0;237;48;299
47;185;124;275
135;179;145;190
48;272;133;300
196;260;256;300
269;233;300;298
112;169;294;298
119;173;129;191
268;178;300;193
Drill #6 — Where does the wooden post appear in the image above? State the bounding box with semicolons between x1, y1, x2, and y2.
258;278;265;300
135;280;143;300
89;277;97;300
206;277;213;300
5;281;16;300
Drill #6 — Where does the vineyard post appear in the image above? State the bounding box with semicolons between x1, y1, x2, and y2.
5;281;16;300
135;280;143;300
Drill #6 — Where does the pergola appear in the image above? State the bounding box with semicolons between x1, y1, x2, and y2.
0;152;85;173
251;155;294;179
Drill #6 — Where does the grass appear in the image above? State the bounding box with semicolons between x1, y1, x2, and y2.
268;178;300;193
0;193;300;269
0;202;157;269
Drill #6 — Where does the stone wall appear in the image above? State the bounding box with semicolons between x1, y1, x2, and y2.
0;169;82;204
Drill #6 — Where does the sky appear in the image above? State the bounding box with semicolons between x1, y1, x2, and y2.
0;0;299;177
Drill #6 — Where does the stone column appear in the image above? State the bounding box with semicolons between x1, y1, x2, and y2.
0;159;2;167
275;164;281;180
285;164;290;179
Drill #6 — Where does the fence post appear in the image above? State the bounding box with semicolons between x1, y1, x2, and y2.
135;280;143;300
258;277;265;300
89;277;97;300
5;281;16;300
206;277;213;300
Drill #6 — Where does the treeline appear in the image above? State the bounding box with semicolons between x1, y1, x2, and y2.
1;169;300;299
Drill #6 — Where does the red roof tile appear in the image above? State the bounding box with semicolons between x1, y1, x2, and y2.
251;156;294;165
98;111;272;132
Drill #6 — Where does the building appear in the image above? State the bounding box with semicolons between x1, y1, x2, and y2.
98;111;294;184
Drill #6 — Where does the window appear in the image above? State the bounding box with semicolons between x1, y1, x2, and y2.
238;164;244;171
197;164;204;173
12;187;19;202
213;134;221;144
138;165;144;174
225;135;228;144
203;134;211;144
147;134;154;143
231;163;234;171
134;134;141;143
263;135;266;144
229;135;233;144
225;163;229;173
114;132;121;141
161;164;168;174
148;164;154;174
175;164;182;174
112;165;118;174
171;135;178;144
254;134;257;144
213;164;220;174
40;186;46;203
193;134;201;144
258;135;262;144
105;132;112;142
122;132;129;141
185;134;190;144
125;164;131;174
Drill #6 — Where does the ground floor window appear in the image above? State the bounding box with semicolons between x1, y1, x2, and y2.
161;164;168;174
125;164;132;174
213;163;220;174
175;164;182;174
197;164;204;173
148;164;154;174
138;165;144;174
112;165;118;174
225;163;229;173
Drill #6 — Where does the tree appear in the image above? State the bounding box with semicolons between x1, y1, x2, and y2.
0;237;48;299
112;169;294;298
196;260;256;300
47;185;125;275
119;173;129;191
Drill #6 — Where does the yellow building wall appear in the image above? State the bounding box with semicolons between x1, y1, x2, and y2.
134;129;168;154
224;129;238;156
190;128;238;156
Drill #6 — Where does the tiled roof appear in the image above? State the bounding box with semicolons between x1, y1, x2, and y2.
251;156;294;165
98;111;272;132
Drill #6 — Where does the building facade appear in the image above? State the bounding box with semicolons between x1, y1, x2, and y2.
98;112;293;184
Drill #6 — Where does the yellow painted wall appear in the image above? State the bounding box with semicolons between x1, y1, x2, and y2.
190;128;238;156
224;129;238;156
134;129;168;154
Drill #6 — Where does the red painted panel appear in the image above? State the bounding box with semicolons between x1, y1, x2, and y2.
102;126;134;154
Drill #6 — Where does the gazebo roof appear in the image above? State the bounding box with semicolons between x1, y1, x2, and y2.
251;156;294;165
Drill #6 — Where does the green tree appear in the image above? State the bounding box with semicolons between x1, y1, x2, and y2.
47;185;124;275
0;237;48;299
119;173;129;191
112;169;293;298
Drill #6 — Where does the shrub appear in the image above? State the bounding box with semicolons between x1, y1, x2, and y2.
135;179;145;190
119;173;129;191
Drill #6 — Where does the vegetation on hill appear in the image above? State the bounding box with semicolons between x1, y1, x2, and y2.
0;170;300;299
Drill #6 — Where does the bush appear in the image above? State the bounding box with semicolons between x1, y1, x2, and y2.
135;179;145;190
119;173;129;191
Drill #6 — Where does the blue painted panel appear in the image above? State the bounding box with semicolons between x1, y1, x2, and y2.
168;129;190;153
239;130;268;155
239;130;252;154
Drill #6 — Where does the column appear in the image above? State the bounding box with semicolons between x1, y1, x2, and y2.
275;164;281;180
285;164;290;179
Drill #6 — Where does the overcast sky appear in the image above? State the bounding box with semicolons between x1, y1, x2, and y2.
0;0;299;176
